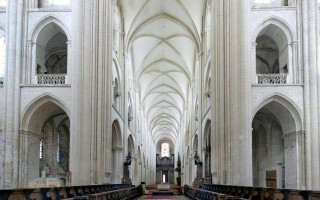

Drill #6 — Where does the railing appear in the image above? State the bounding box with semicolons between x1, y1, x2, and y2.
37;74;66;85
186;183;320;200
0;183;142;200
257;74;287;84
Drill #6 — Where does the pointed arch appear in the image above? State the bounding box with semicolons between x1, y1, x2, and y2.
252;16;295;43
21;94;70;134
112;119;122;148
252;93;303;134
31;15;71;42
127;134;135;154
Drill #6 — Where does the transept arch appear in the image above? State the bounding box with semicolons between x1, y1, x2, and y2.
19;94;70;187
252;94;303;189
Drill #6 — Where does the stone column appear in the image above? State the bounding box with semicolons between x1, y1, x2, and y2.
112;147;123;183
18;131;39;187
211;0;226;185
70;0;113;185
251;42;257;84
211;0;251;186
2;0;24;189
238;0;252;186
283;131;302;188
65;41;71;84
290;41;298;83
25;40;33;84
26;0;38;8
301;0;319;190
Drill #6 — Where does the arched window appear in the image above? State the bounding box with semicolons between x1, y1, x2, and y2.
161;142;170;157
256;24;289;84
36;22;68;80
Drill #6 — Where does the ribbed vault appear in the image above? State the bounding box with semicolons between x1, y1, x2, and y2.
122;0;204;145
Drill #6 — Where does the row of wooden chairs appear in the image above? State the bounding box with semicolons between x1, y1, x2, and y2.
186;183;320;200
0;183;142;200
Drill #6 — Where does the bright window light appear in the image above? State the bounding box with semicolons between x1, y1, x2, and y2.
0;0;6;7
161;143;170;157
0;35;5;78
255;0;271;3
52;0;70;6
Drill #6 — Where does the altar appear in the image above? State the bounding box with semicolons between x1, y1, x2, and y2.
157;183;170;191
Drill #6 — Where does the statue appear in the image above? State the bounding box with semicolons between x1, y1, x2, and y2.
194;151;202;165
193;151;203;188
124;151;132;165
122;151;132;185
41;169;46;178
175;153;182;194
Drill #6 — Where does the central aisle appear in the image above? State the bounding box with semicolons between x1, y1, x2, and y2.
134;195;190;200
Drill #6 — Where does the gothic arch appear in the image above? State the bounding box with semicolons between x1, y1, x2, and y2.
31;15;71;42
193;134;198;152
203;120;211;146
253;16;295;43
127;134;135;154
112;119;122;148
21;94;70;134
252;93;303;134
19;94;70;187
252;93;304;188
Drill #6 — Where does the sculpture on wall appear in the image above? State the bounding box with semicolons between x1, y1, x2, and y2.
193;151;203;188
175;153;182;194
122;151;132;185
194;151;202;165
124;151;132;165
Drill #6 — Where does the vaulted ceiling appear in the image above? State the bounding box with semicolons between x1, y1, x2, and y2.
121;0;205;144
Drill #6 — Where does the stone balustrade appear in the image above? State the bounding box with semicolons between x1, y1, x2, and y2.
257;74;287;84
37;74;66;85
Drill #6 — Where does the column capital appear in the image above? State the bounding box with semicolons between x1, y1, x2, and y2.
66;40;72;47
251;42;257;48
